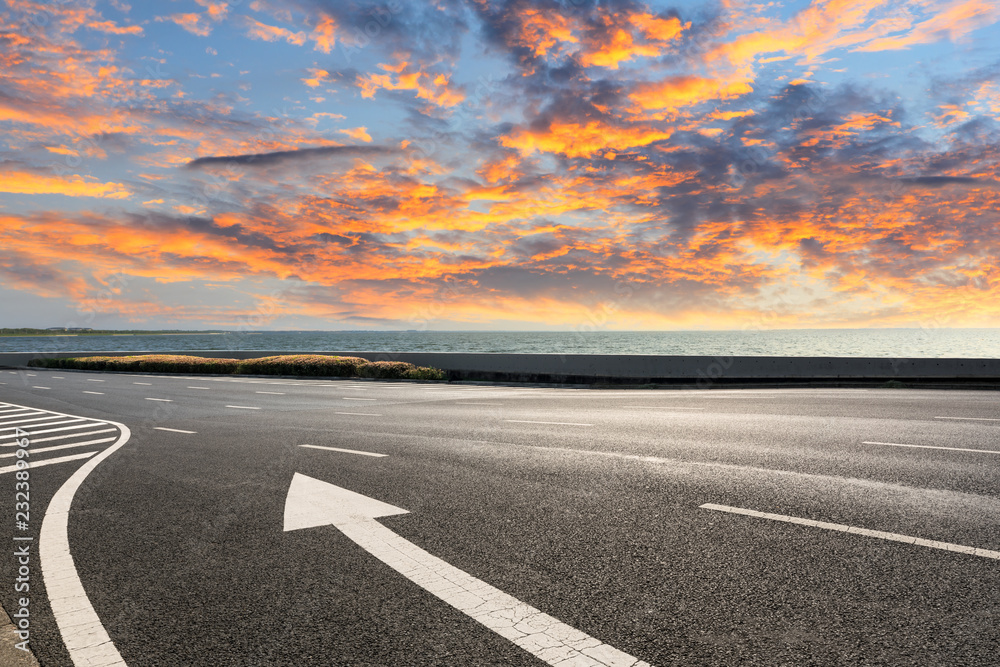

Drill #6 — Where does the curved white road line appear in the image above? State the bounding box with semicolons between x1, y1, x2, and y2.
0;401;133;667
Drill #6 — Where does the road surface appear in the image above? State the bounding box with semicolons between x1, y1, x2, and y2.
1;368;998;666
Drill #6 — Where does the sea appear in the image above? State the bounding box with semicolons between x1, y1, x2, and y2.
3;329;1000;358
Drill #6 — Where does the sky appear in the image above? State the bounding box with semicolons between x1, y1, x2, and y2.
1;0;999;332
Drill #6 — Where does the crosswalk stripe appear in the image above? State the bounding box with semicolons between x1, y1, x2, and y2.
0;452;97;475
0;437;118;459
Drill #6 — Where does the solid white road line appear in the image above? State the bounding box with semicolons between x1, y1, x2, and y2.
864;441;1000;455
0;451;98;475
284;474;651;667
701;503;1000;560
145;398;172;402
334;412;382;417
504;420;593;426
83;391;105;395
300;444;387;457
226;405;260;410
0;437;117;458
256;391;285;394
38;411;131;666
934;416;1000;422
153;427;197;434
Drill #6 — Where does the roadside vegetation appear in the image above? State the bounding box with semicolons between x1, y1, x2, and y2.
28;354;446;381
1;328;225;336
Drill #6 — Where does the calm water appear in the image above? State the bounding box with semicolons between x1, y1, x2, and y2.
3;329;1000;358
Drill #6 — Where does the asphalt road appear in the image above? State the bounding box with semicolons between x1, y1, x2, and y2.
1;368;999;666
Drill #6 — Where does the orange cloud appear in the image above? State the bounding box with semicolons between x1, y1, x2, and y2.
159;13;212;37
86;20;143;35
358;67;465;108
630;76;754;112
499;119;671;158
339;127;372;142
0;170;130;199
311;15;338;53
856;0;1000;51
243;18;307;46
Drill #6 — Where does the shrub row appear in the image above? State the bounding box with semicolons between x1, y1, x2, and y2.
28;354;446;381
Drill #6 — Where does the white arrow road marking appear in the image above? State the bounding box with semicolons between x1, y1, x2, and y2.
0;401;135;667
283;474;652;667
701;503;1000;559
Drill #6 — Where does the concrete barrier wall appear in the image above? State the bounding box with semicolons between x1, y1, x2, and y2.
1;350;998;385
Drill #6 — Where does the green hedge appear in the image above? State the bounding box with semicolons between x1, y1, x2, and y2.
28;354;445;381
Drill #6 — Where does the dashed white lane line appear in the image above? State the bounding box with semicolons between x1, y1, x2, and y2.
456;402;503;406
51;376;64;379
0;451;98;475
342;397;377;401
83;391;105;395
154;427;197;434
145;398;173;402
934;416;1000;422
334;411;382;417
256;391;285;395
300;444;387;457
623;406;706;410
187;386;211;390
864;441;1000;455
701;503;1000;560
504;419;593;426
0;437;117;458
32;386;50;390
133;382;152;385
226;405;260;410
87;379;105;382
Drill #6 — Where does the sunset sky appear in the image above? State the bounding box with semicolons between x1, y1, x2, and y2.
2;0;999;331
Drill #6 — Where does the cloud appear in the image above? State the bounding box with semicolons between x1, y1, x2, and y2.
157;13;213;37
338;127;372;142
185;144;397;168
0;167;130;198
243;17;306;46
